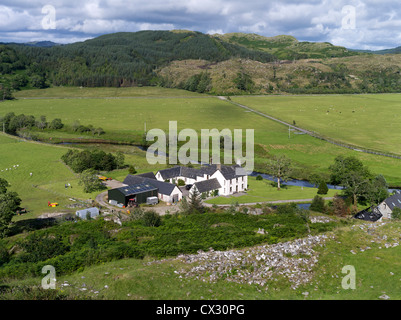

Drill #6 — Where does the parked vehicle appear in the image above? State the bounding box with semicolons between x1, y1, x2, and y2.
146;196;158;205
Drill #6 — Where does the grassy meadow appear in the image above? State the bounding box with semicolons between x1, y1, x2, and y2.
205;176;338;205
0;133;162;219
2;87;401;187
233;94;401;155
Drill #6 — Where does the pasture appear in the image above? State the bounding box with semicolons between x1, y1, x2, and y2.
233;94;401;156
205;176;338;205
2;87;401;219
2;88;401;187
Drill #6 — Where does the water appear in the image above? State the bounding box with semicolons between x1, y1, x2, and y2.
250;171;400;196
249;172;344;190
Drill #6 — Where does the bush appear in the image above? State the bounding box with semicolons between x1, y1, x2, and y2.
128;165;137;175
317;181;329;195
142;210;162;227
177;179;185;186
310;195;326;213
256;175;263;181
48;118;64;130
391;207;401;220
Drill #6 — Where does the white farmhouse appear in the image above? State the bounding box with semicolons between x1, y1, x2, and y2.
156;164;248;197
375;191;401;219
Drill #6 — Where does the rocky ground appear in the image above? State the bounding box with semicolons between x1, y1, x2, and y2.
173;234;332;290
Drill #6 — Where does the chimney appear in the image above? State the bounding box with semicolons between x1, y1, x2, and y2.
217;163;221;170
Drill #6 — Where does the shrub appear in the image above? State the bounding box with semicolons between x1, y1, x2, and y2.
317;181;329;195
142;210;162;227
310;195;326;213
128;165;137;175
391;207;401;220
256;175;263;181
48;118;64;130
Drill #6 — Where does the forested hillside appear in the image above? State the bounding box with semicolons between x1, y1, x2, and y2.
4;31;274;90
1;30;401;97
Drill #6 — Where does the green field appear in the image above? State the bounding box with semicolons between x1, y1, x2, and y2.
206;176;338;205
14;86;205;98
2;86;401;220
233;94;401;155
3;87;401;187
0;133;161;219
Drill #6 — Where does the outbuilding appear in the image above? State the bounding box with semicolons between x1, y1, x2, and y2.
123;174;182;204
108;183;158;207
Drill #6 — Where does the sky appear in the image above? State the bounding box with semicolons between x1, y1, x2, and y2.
1;0;401;50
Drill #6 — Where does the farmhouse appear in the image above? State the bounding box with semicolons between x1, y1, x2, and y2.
375;191;401;219
123;173;182;204
355;191;401;221
190;178;221;197
108;183;158;207
156;164;248;196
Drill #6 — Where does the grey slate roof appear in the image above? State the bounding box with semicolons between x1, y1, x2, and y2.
383;190;401;211
157;166;182;180
193;178;221;193
123;175;147;186
158;164;246;181
136;172;156;180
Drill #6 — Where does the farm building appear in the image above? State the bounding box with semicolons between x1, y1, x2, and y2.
76;207;99;220
108;183;158;207
355;191;401;221
123;174;182;204
190;178;222;197
155;164;248;196
375;191;401;219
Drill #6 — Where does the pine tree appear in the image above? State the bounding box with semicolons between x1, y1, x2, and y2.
317;181;329;195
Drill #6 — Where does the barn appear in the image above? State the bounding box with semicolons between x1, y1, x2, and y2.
123;174;182;204
108;183;158;207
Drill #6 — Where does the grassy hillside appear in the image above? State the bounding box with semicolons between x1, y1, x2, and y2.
3;216;401;301
158;53;401;95
215;33;357;60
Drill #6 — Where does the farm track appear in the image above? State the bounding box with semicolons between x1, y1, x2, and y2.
219;96;401;160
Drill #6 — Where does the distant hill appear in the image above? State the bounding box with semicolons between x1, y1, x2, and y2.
213;33;358;60
25;41;60;48
2;30;401;96
351;46;401;55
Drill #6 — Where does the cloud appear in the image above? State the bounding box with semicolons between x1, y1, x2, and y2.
0;0;400;50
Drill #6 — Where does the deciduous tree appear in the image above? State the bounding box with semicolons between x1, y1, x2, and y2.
266;155;292;190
